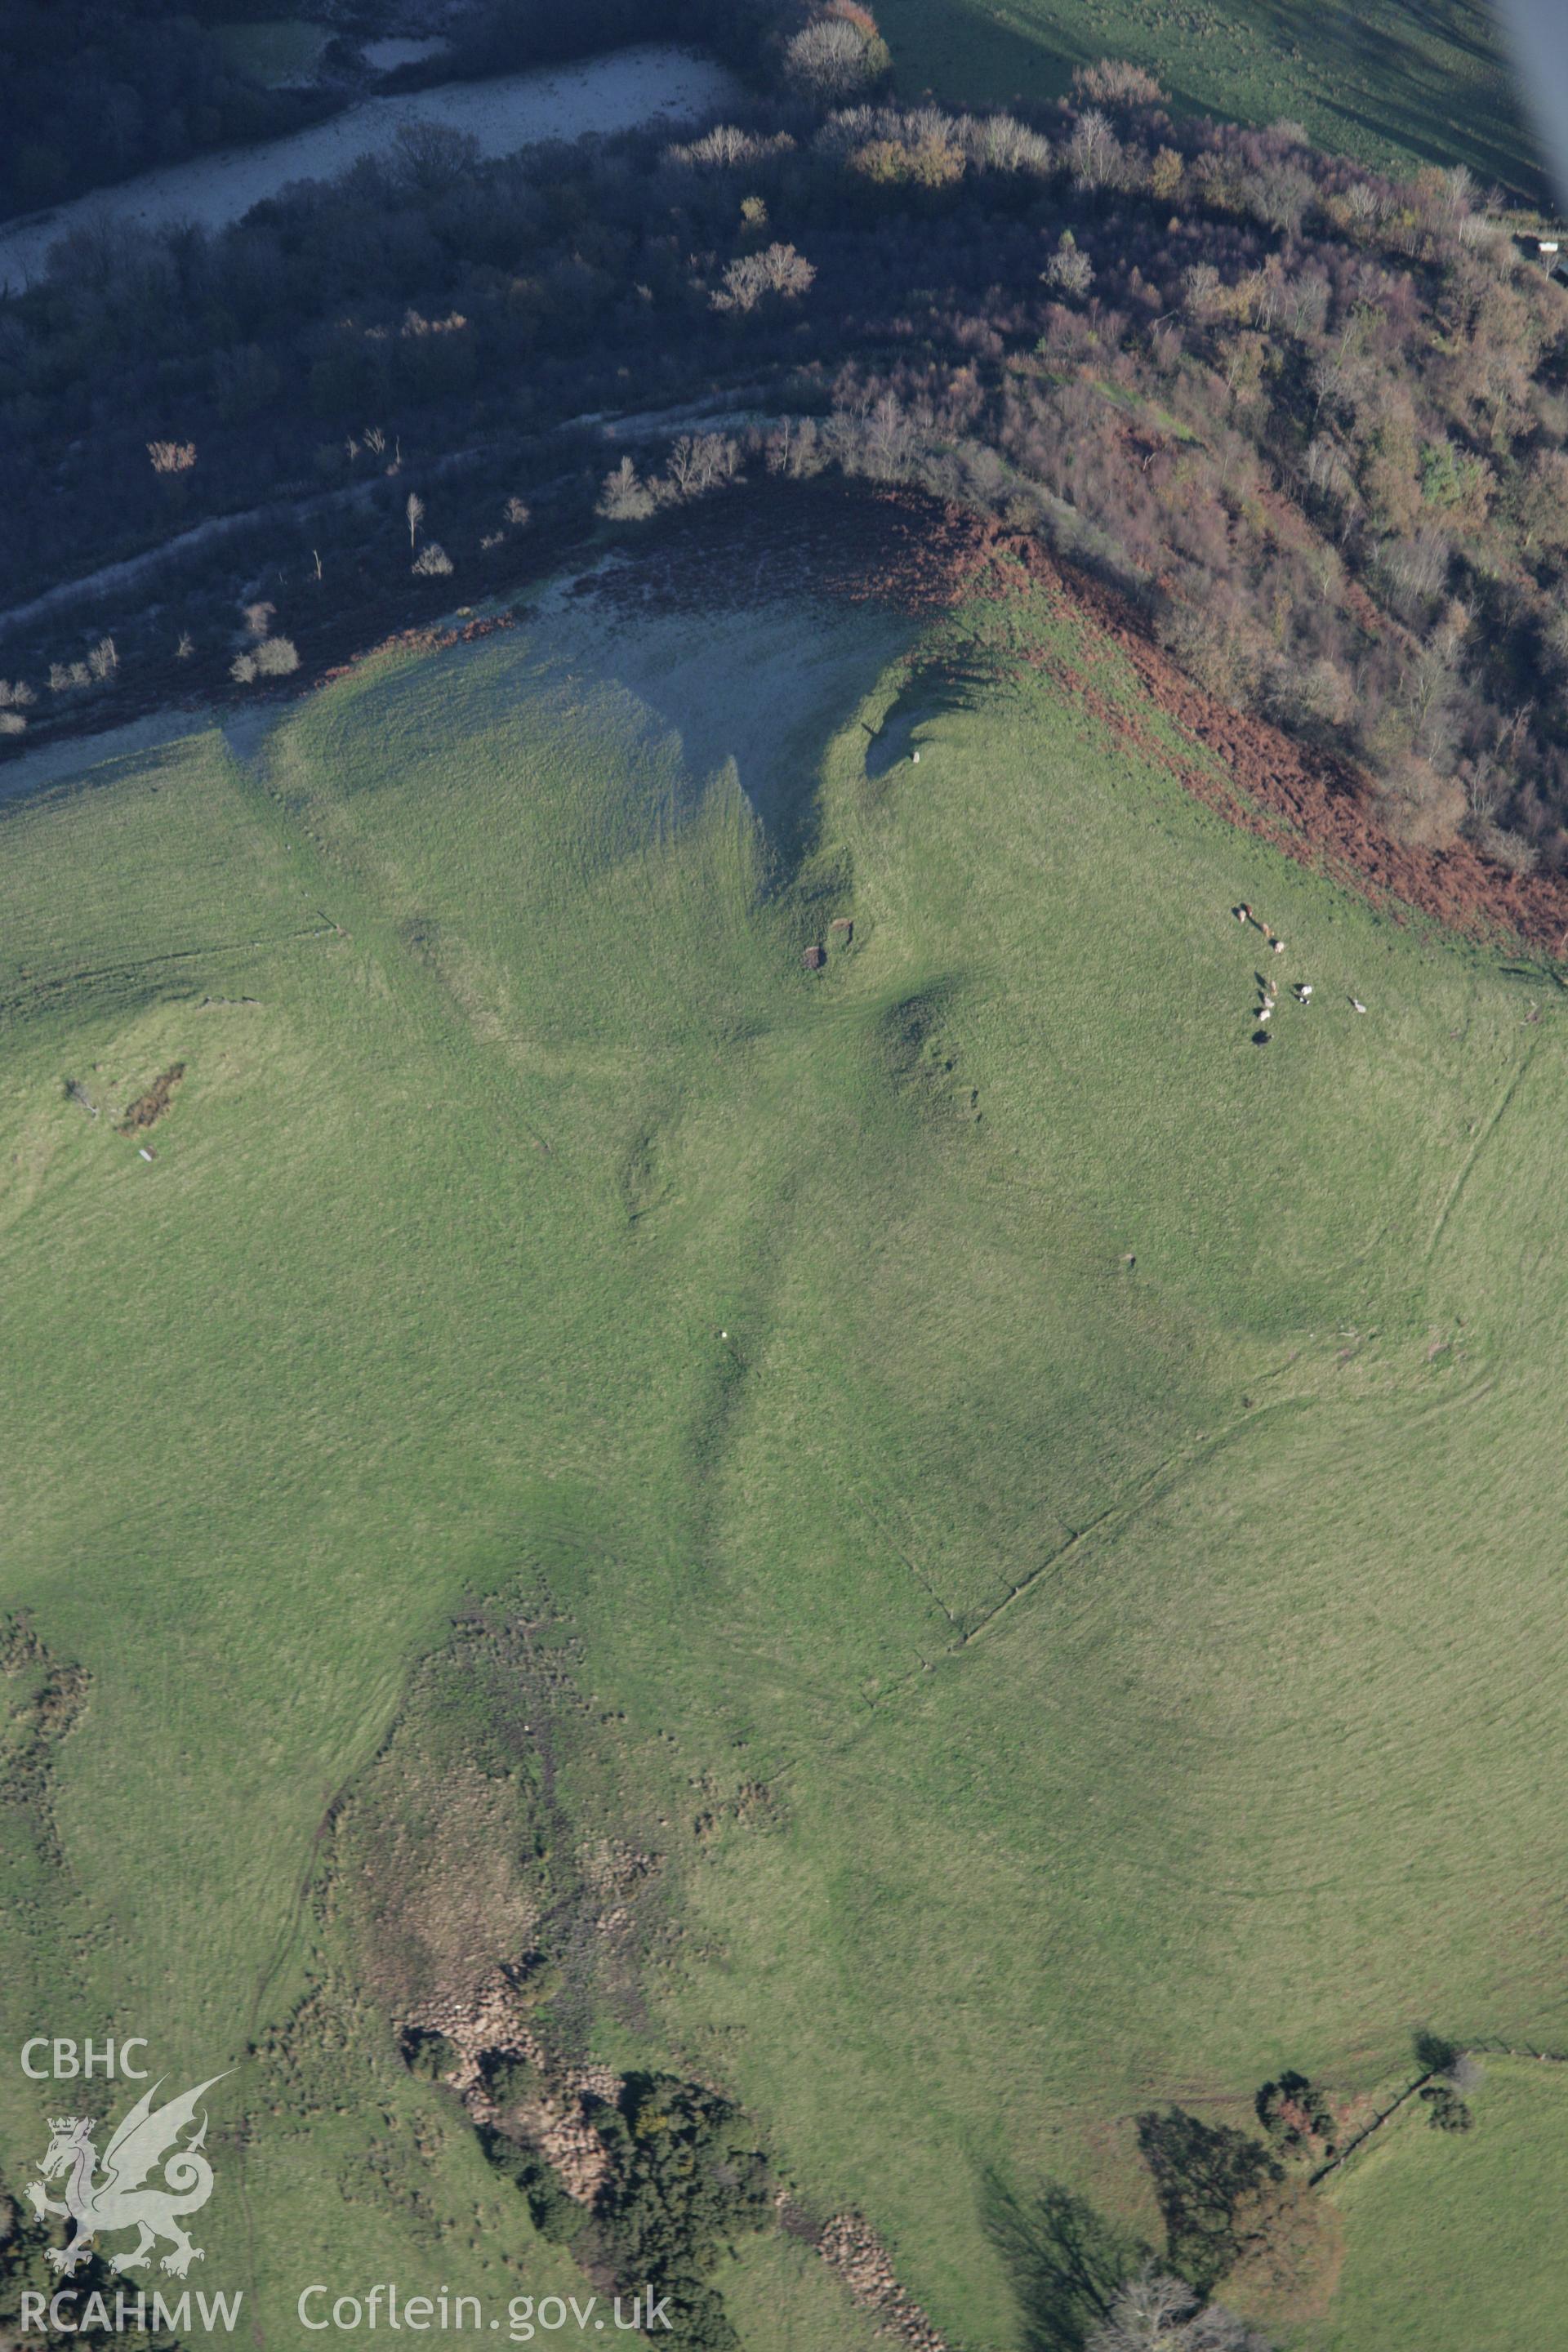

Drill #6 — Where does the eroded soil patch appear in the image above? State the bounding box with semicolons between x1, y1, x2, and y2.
117;1062;185;1134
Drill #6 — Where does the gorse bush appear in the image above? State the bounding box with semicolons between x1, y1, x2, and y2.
1420;2083;1475;2132
1254;2071;1338;2160
591;2074;770;2350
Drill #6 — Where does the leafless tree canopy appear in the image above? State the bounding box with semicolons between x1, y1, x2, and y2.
712;242;817;314
597;457;657;523
1089;2265;1274;2351
784;18;884;99
231;634;299;683
1042;231;1094;298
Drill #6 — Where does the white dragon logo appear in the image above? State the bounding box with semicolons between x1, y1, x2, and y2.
25;2074;228;2279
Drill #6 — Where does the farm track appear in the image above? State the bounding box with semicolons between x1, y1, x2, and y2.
1424;1037;1540;1262
0;920;341;1017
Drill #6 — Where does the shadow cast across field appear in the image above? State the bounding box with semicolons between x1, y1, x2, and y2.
0;709;208;815
537;575;918;880
887;2;1076;104
216;700;295;777
982;2177;1145;2352
864;650;1006;781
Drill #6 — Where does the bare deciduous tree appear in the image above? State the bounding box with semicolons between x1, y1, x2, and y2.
662;432;742;501
391;121;481;192
596;457;657;522
148;439;196;476
1182;262;1223;321
1089;2265;1273;2351
406;492;425;551
232;636;300;682
1042;230;1094;298
765;416;824;479
1067;108;1121;190
712;242;816;315
862;392;914;479
1308;332;1378;423
412;543;453;577
783;18;884;99
666;125;796;172
1248;161;1315;235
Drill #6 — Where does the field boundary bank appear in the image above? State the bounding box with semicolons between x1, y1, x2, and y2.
1307;2069;1434;2186
1467;2038;1568;2062
958;1395;1316;1653
1424;1039;1540;1262
1307;2041;1567;2189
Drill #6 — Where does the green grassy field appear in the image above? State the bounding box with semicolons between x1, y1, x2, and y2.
1310;2060;1568;2352
3;538;1568;2346
878;0;1544;197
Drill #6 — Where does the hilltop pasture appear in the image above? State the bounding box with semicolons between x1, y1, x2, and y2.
2;513;1568;2345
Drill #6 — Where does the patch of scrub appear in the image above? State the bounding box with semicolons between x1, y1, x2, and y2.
0;45;740;294
116;1063;185;1134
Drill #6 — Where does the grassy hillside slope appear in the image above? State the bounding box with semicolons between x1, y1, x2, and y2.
878;0;1543;197
2;537;1566;2345
1312;2059;1568;2352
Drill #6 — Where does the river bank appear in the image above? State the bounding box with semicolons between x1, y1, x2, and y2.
0;44;738;294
